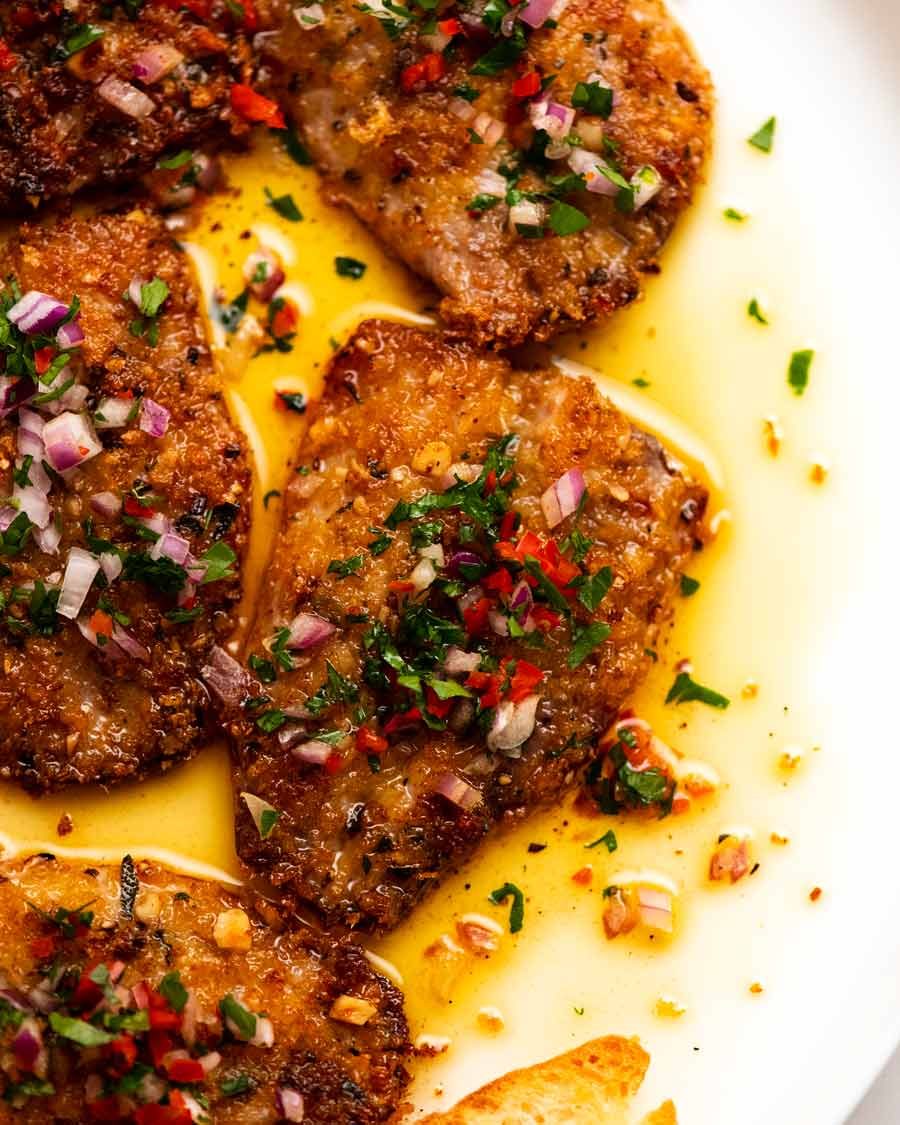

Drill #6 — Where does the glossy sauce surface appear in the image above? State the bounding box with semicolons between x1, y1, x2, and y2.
0;92;852;1119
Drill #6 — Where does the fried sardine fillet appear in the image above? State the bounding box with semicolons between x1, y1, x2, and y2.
222;320;707;931
0;212;251;791
0;855;409;1123
0;0;261;212
256;0;713;345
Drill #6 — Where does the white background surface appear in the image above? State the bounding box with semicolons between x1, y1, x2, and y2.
853;1051;900;1124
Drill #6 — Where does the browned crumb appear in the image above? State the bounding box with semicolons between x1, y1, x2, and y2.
749;982;764;995
763;416;783;457
809;886;823;902
55;812;74;837
809;461;829;484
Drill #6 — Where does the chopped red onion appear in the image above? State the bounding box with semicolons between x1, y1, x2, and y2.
276;1088;305;1122
440;462;482;490
637;885;674;933
519;0;555;27
55;382;89;415
90;491;122;519
435;771;483;810
194;152;221;192
128;276;145;308
476;168;507;196
471;112;505;147
12;1017;43;1070
112;623;151;662
57;547;100;619
17;426;44;461
35;524;60;556
294;2;324;27
292;740;333;766
631;164;662;210
95;395;134;429
13;483;50;529
0;507;16;532
487;693;540;752
43;411;102;473
286;612;336;650
201;645;252;707
409;556;437;593
198;1050;221;1073
7;291;69;335
98;75;155;118
0;988;30;1013
140;397;170;438
447;550;482;575
488;608;509;637
443;646;481;675
18;407;44;435
509;199;546;232
99;552;122;583
568;147;620;196
276;723;307;750
457;584;484;614
243;248;285;302
0;375;36;418
131;981;150;1010
56;318;84;350
449;96;476;122
540;468;586;529
132;43;184;83
529;99;575;140
150;530;190;565
509;579;533;614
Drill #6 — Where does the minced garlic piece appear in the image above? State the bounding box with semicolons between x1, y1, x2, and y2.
329;995;378;1026
415;1033;451;1054
213;908;252;951
654;995;687;1019
477;1006;505;1033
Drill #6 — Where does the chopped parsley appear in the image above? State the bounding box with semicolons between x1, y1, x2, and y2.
280;125;313;166
199;541;237;585
568;621;611;668
571;80;613;118
327;553;364;579
586;829;618;852
466;192;503;212
747;298;769;325
263;489;281;508
248;654;277;684
548;199;590;236
0;512;32;556
748;116;776;153
58;23;105;59
665;671;730;709
724;207;748;222
221;1072;256;1097
788;349;814;396
275;391;307;413
122;552;186;595
158;971;188;1013
335;256;367;279
305;661;359;716
575;565;612;613
264;186;303;222
680;575;700;597
157;149;195;171
488;882;525;933
49;1012;113;1047
470;33;524;76
129;277;169;346
219;994;257;1040
367;529;393;556
256;708;287;732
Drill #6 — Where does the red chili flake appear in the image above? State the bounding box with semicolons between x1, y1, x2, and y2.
463;596;492;635
388;580;416;593
33;346;55;375
324;751;343;775
29;936;56;959
401;52;446;92
148;1007;181;1031
483;468;497;495
572;865;593;886
168;1058;206;1083
809;886;823;902
383;707;422;736
230;83;286;129
511;71;541;98
71;965;104;1009
123;495;157;518
528;605;561;631
356;725;388;755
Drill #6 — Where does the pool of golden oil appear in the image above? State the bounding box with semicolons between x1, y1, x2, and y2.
0;100;860;1118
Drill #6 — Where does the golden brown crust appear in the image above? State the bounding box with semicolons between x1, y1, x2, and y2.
0;0;256;211
0;855;409;1123
226;320;706;932
257;0;713;345
419;1035;655;1123
0;211;251;791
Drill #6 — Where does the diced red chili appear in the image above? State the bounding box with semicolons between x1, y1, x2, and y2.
230;83;286;128
271;298;298;338
123;495;157;518
167;1057;205;1083
482;567;513;594
465;670;500;710
33;346;54;375
148;1007;181;1031
148;1030;175;1069
71;964;104;1009
324;752;343;775
425;687;453;719
383;707;422;736
463;596;492;635
108;1034;138;1072
401;52;446;92
509;659;543;702
483;468;497;494
388;580;416;593
29;936;56;960
356;725;388;755
529;605;562;631
498;509;519;541
511;71;541;98
438;17;462;35
89;610;114;638
88;1097;126;1122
